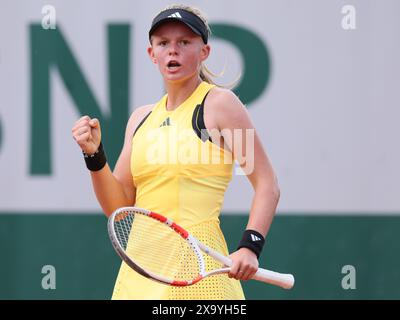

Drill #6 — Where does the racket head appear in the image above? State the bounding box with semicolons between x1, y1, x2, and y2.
107;207;207;286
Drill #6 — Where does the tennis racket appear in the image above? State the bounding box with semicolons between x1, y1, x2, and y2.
108;206;295;289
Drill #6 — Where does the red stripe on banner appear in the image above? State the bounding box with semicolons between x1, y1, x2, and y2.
149;212;168;223
171;223;189;238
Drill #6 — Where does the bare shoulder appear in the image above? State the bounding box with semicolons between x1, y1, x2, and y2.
208;86;239;103
124;104;154;142
205;87;249;129
207;86;246;113
128;104;154;128
132;104;154;121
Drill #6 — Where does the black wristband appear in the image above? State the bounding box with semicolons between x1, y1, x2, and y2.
83;142;107;171
237;229;265;259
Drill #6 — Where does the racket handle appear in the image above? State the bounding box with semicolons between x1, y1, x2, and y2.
198;241;295;289
253;268;295;289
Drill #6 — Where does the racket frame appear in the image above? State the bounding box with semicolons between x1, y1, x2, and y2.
108;206;294;289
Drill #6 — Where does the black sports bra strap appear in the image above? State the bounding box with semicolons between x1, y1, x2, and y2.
192;90;213;143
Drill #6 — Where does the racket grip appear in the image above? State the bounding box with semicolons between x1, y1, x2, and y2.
197;241;295;289
252;268;295;289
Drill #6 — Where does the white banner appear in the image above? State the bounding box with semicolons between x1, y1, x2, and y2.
0;0;399;213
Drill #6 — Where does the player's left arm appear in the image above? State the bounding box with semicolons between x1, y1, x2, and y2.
209;88;280;281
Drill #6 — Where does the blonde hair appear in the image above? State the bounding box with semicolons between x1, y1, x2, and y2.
153;4;240;88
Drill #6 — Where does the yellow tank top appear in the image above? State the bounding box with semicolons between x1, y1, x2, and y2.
111;81;245;300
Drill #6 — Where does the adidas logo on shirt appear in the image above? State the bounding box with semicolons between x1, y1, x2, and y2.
251;234;261;241
159;117;171;127
168;12;182;18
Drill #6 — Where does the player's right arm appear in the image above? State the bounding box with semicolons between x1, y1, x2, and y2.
72;105;153;217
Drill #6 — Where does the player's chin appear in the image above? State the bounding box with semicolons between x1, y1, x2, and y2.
164;76;183;83
163;72;190;82
162;69;198;83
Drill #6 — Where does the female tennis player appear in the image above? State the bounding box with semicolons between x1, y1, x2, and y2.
72;4;280;300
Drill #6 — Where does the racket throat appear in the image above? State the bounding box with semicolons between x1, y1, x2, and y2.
206;267;231;277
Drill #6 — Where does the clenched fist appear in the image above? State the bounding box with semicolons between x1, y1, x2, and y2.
72;115;101;155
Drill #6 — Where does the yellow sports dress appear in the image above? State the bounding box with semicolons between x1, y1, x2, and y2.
111;81;245;300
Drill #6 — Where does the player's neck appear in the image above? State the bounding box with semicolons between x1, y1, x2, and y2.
164;76;202;111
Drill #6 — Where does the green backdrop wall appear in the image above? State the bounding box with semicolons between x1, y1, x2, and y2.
1;213;398;300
